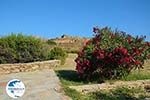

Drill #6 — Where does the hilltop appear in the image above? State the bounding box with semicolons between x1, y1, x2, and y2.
49;34;90;53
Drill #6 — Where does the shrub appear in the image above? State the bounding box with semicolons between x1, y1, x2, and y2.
0;34;48;63
66;49;79;54
47;47;67;64
46;39;57;45
75;27;150;81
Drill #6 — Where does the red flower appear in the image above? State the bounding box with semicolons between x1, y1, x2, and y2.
98;53;104;59
114;48;119;53
124;57;130;63
128;56;134;62
76;65;84;74
121;48;128;55
135;50;141;56
97;50;105;59
92;49;105;60
134;60;141;65
108;53;112;57
132;48;141;56
127;37;132;44
78;50;85;57
145;42;150;47
84;59;90;66
114;47;128;55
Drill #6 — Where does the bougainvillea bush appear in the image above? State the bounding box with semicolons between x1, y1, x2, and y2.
75;27;150;81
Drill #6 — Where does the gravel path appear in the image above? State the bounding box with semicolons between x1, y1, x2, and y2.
0;69;70;100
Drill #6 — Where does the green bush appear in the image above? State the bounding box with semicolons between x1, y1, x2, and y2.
66;49;79;54
47;47;67;64
0;34;49;63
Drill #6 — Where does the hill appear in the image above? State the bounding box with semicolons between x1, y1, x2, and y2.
49;34;90;53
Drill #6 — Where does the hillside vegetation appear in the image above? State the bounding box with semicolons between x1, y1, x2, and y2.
0;34;67;64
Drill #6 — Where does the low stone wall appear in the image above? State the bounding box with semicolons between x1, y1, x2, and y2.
0;60;60;75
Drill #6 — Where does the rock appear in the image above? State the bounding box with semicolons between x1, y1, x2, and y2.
54;85;63;93
144;84;150;92
32;65;39;70
10;69;20;73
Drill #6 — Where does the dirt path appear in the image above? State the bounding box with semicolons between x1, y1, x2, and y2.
55;53;77;70
69;79;150;94
0;69;70;100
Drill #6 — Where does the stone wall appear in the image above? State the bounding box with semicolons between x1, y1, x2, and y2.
0;60;60;75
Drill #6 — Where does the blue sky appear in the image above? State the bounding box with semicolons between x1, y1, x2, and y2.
0;0;150;40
